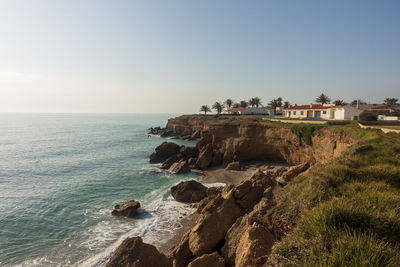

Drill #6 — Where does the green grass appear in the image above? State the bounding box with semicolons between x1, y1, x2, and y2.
269;124;400;266
379;126;400;130
291;124;327;145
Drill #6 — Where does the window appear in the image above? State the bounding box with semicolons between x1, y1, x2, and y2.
293;111;297;115
323;111;327;114
300;111;304;115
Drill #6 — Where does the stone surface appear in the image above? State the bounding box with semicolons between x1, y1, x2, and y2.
171;180;207;202
226;161;241;170
188;193;244;257
169;231;194;267
150;142;180;163
112;200;140;218
187;252;225;267
195;144;213;169
276;162;310;186
168;160;191;175
161;154;181;169
180;146;198;158
105;237;171;267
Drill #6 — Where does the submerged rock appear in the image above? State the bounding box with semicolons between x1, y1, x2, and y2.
112;200;140;218
171;180;207;202
105;237;171;267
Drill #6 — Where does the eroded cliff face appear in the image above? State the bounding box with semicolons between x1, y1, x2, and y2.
166;115;355;166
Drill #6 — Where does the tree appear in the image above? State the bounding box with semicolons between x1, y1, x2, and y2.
239;100;249;108
276;97;283;108
383;98;398;106
199;105;211;115
224;99;233;110
233;103;240;108
248;97;262;108
212;102;224;114
283;101;290;108
268;99;279;112
315;93;331;104
333;100;347;106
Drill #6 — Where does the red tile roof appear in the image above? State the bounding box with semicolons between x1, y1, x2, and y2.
284;104;332;110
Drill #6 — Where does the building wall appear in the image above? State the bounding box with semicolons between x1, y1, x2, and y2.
285;106;362;120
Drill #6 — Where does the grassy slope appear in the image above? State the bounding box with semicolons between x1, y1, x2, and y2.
269;122;400;266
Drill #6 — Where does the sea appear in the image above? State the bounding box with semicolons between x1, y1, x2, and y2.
0;113;203;266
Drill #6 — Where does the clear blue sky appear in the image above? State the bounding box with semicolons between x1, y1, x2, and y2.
0;0;399;113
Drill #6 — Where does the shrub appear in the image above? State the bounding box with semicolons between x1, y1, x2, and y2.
360;112;378;121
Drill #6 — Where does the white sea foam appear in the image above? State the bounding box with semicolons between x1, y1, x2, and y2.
76;187;196;267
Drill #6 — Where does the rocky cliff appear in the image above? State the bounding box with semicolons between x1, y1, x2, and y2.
166;115;355;166
107;116;359;267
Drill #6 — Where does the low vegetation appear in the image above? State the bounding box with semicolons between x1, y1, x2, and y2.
290;124;327;145
270;124;400;266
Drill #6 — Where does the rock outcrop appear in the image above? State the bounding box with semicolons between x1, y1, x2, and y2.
150;142;181;163
165;115;355;167
105;237;171;267
187;252;225;267
112;200;140;218
171;180;207;202
226;161;241;170
168;160;191;174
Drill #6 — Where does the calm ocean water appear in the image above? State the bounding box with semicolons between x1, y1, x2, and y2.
0;113;199;266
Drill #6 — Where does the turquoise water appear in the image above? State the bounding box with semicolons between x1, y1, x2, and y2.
0;114;199;266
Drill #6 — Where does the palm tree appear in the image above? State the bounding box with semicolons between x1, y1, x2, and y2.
248;97;262;108
199;105;211;115
239;100;248;108
276;97;282;108
333;100;347;106
268;99;279;113
283;101;290;109
233;102;240;108
383;98;398;107
315;93;331;104
212;102;224;114
224;99;233;110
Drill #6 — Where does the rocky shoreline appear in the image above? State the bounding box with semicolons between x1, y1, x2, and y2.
105;115;356;267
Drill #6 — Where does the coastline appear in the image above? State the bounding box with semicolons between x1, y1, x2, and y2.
156;162;287;255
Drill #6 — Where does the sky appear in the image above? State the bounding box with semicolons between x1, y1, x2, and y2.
0;0;399;113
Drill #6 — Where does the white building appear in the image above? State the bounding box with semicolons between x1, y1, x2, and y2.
225;107;269;115
378;115;399;121
283;104;362;120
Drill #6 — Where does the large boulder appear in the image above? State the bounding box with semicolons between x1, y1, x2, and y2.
234;169;274;213
150;142;180;163
169;231;195;267
112;200;140;218
196;144;213;169
168;160;191;175
161;154;181;169
171;180;207;202
180;146;198;158
188;193;244;257
105;237;171;267
222;199;275;267
187;252;225;267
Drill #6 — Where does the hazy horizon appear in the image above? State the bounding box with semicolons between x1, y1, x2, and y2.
1;0;399;113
